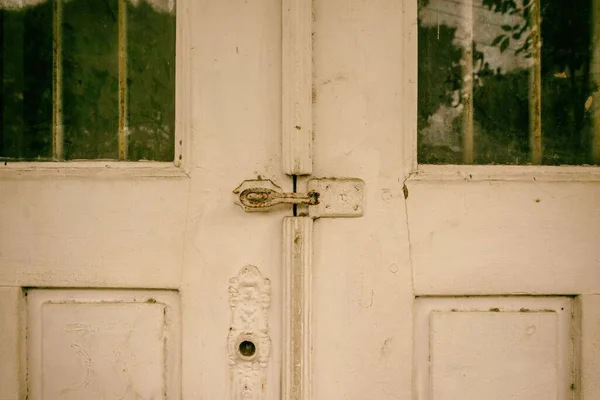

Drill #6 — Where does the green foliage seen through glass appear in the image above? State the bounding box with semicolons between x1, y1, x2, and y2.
0;0;175;161
0;2;53;159
418;0;598;165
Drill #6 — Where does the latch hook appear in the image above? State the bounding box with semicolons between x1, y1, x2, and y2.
233;179;319;212
233;178;365;218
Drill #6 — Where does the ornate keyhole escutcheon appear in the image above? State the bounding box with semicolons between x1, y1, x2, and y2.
227;265;271;399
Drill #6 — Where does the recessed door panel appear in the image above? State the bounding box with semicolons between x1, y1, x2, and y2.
415;296;573;400
27;289;181;399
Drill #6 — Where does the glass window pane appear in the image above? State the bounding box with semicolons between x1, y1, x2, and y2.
1;0;176;162
62;0;119;160
127;0;175;162
540;0;595;165
418;0;599;165
1;2;53;160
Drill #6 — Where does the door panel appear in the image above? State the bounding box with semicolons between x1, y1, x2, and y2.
0;176;188;288
415;297;573;400
407;175;600;295
27;289;181;399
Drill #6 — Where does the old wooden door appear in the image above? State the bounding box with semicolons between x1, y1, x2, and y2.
1;0;599;399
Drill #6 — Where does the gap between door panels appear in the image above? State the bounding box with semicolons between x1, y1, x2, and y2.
293;175;298;216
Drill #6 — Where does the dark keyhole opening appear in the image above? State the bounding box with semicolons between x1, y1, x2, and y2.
239;340;256;357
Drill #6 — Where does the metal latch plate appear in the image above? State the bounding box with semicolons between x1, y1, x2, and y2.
308;178;364;218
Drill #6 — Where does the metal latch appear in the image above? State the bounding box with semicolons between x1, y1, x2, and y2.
233;178;365;218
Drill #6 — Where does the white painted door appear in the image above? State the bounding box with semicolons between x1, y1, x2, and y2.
1;0;600;399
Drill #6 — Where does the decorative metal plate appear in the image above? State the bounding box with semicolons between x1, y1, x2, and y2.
228;265;271;399
307;178;365;218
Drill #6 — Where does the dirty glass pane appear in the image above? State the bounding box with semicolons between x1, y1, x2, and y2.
62;0;119;159
0;0;176;162
0;1;53;160
418;0;599;165
127;0;175;161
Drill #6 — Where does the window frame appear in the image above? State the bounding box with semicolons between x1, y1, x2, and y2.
410;0;600;176
0;0;190;177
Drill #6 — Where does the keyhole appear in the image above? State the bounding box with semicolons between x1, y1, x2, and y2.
239;340;256;357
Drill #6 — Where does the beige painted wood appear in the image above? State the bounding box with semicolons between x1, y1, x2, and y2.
180;0;288;398
576;295;600;398
27;289;181;399
0;287;25;399
282;0;313;175
432;312;559;398
282;217;313;400
412;164;600;182
415;297;573;400
407;169;600;295
310;1;414;398
0;176;188;288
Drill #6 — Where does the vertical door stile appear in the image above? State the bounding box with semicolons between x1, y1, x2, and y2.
282;1;315;395
576;295;600;399
282;0;313;175
0;288;25;400
282;217;313;400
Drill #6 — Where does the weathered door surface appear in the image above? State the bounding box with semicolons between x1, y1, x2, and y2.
1;0;599;399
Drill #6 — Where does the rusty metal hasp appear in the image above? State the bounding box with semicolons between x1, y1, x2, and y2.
233;178;365;218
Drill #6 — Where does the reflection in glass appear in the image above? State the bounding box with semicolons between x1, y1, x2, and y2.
418;0;599;165
127;0;175;161
0;2;53;159
0;0;175;161
62;0;120;159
